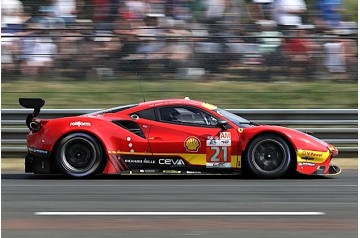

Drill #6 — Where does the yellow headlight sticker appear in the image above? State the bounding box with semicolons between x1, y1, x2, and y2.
202;102;217;110
297;149;330;163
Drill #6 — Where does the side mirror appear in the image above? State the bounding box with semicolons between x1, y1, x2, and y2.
217;120;228;131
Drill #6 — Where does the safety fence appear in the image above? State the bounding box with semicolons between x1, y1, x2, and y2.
1;109;357;158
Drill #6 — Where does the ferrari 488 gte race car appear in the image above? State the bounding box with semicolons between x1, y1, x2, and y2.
19;98;341;178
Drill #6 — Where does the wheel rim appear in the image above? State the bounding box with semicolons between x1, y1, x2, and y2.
251;138;287;174
60;137;97;174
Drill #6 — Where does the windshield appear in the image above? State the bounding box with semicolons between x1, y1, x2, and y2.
214;108;251;126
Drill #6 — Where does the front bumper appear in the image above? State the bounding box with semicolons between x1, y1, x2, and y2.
296;147;341;176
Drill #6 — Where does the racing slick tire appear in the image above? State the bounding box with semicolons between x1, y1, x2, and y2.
245;134;292;179
56;133;104;178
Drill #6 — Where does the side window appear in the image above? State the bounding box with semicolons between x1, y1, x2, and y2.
202;112;220;126
159;107;181;122
136;108;156;121
159;106;219;126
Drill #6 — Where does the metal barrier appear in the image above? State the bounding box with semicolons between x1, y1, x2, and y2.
1;109;357;158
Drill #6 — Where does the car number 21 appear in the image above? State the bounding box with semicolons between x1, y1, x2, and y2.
206;146;231;162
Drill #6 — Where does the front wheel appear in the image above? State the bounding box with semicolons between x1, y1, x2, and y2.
56;133;104;178
245;134;292;178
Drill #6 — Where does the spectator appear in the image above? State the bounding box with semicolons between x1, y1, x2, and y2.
125;0;147;19
20;24;58;77
2;0;31;77
109;0;121;22
93;30;123;78
187;0;206;22
55;24;86;78
323;33;357;80
75;0;92;19
257;20;283;76
1;0;27;34
222;0;242;25
1;34;19;76
248;0;274;21
273;0;307;30
135;15;165;58
51;0;77;25
323;39;345;74
162;20;193;74
257;20;282;56
317;0;342;28
37;6;66;29
204;0;226;33
281;26;312;77
0;0;357;81
341;37;357;81
92;0;114;29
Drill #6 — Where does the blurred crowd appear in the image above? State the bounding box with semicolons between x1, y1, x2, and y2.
1;0;358;81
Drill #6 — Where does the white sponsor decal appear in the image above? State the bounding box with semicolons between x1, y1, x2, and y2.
206;139;231;147
29;148;49;154
186;171;202;174
125;159;143;164
70;121;91;127
140;169;156;173
159;158;185;166
220;132;231;139
299;162;316;167
206;162;231;168
144;159;155;164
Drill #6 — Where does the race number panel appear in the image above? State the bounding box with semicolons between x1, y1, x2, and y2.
206;138;231;168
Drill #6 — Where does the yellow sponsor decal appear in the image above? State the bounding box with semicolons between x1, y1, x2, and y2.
297;149;330;163
184;136;201;152
232;155;240;168
109;151;240;168
181;154;238;167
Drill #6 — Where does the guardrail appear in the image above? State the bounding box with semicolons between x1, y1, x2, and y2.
1;109;357;158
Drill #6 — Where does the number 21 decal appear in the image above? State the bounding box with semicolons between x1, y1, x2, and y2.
205;137;232;168
206;146;231;163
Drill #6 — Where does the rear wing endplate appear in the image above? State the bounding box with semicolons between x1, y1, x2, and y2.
19;98;45;129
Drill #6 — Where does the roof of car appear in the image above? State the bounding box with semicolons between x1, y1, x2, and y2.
89;99;216;116
138;98;204;108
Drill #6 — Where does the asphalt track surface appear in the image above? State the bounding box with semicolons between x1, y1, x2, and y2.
2;170;358;238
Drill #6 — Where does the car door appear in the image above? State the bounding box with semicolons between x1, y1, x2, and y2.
147;105;241;170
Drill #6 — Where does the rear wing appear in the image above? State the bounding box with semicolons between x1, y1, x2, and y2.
19;98;45;130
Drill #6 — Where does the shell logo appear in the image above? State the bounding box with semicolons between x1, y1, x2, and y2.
184;136;201;152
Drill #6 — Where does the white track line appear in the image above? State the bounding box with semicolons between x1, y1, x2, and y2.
35;211;325;216
6;184;357;187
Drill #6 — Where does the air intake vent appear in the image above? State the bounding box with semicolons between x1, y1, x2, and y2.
112;120;145;138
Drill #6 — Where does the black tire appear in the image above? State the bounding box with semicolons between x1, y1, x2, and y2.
245;134;292;179
56;133;104;178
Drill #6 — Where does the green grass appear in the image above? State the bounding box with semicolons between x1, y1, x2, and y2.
1;79;358;109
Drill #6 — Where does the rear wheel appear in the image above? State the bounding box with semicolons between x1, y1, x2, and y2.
245;134;292;178
56;133;103;178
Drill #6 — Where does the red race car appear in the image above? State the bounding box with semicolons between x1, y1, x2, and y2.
19;98;341;178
